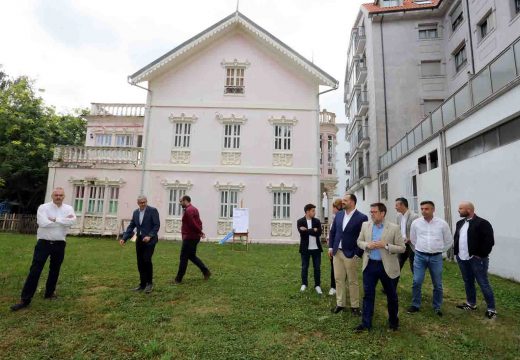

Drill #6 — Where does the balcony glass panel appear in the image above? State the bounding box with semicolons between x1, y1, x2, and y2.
414;126;423;146
472;67;492;105
407;132;415;151
454;84;471;117
421;118;432;139
442;97;456;125
431;108;443;133
490;48;516;92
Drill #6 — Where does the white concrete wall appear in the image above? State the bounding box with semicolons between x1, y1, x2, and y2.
335;123;349;196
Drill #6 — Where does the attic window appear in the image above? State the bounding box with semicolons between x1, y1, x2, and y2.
221;59;250;95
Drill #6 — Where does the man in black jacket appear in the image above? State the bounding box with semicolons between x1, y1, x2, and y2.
296;204;323;294
453;201;496;319
120;195;160;293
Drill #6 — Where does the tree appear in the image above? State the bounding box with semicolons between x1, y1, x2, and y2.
0;68;87;213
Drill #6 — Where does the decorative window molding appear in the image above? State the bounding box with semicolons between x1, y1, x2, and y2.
216;113;247;124
271;221;292;237
165;218;182;234
217;220;233;235
161;179;193;190
268;116;298;126
214;182;245;192
220;59;251;68
68;177;126;186
272;153;293;167
221;151;241;165
171;150;191;164
266;183;297;193
169;113;198;124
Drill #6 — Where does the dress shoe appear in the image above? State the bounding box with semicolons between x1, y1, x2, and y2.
353;324;368;332
389;323;399;331
331;306;345;314
144;283;154;293
172;279;182;285
44;293;58;300
132;285;145;291
351;307;361;316
434;309;443;317
10;302;29;311
204;271;212;281
407;306;420;313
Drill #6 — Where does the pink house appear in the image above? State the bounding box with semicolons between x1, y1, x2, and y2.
47;12;338;242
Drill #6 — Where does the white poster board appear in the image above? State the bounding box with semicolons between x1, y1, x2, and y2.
232;208;249;233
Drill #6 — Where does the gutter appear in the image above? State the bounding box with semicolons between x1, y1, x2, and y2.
380;15;389;151
464;0;476;74
127;78;152;195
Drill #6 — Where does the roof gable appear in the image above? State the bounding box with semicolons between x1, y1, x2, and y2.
128;12;337;87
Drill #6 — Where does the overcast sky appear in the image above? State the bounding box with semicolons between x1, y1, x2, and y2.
2;0;366;121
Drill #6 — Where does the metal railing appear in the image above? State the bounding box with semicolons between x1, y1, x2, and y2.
379;36;520;171
91;103;145;117
53;146;143;166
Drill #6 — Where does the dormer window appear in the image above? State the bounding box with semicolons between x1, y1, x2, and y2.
221;59;250;95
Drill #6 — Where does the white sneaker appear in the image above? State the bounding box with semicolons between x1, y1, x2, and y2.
328;288;336;296
315;286;323;295
300;285;307;292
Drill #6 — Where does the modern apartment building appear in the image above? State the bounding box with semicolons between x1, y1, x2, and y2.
344;0;520;210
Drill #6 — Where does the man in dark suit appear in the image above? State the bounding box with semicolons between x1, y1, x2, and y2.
454;201;496;319
328;193;368;315
296;204;323;294
120;195;160;293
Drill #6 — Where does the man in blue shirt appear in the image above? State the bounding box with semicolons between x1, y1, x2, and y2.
355;203;406;331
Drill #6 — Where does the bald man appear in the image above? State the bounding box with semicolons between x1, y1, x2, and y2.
11;187;76;311
453;202;496;319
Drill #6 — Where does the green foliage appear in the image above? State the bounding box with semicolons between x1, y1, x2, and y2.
0;69;87;212
1;235;520;359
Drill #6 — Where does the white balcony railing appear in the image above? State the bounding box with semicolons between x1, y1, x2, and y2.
53;146;143;166
90;103;145;117
319;110;336;125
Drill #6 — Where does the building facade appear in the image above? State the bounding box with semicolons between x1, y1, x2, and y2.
47;12;338;243
344;0;520;280
345;0;520;210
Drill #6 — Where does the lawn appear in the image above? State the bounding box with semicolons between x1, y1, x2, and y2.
0;233;519;360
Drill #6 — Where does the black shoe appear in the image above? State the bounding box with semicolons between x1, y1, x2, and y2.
44;293;58;300
172;279;182;285
351;307;361;316
434;309;443;317
485;310;497;319
132;285;145;291
353;324;368;332
456;302;477;311
203;271;211;281
407;306;420;313
10;302;29;311
389;324;399;331
144;283;154;293
331;306;345;314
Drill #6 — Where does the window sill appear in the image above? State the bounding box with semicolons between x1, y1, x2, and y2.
476;28;496;48
418;37;442;42
448;20;466;42
453;62;469;78
420;75;446;80
510;11;520;26
223;93;245;97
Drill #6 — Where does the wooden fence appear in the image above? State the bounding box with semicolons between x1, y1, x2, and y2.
0;214;38;234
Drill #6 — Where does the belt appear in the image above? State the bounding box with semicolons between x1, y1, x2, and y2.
417;250;442;256
39;239;64;245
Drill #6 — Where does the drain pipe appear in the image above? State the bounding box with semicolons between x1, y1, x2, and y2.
127;78;152;195
439;129;453;259
380;15;389;151
316;84;339;220
464;0;476;74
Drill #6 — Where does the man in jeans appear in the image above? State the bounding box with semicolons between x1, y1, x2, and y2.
454;202;496;319
296;204;323;294
408;201;453;316
173;195;211;284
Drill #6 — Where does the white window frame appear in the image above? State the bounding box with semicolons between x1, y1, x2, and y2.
87;186;105;214
224;123;241;150
272;191;291;220
73;185;85;213
169;113;197;150
168;188;186;217
274;124;292;151
418;23;438;40
95;134;112;146
108;186;119;214
219;189;239;219
115;134;134;147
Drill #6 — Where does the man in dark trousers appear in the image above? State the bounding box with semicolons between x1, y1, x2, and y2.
120;195;160;293
454;201;497;319
173;195;210;284
296;204;323;294
11;187;76;311
328;193;368;315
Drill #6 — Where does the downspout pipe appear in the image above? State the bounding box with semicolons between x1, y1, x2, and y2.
316;84;339;220
464;0;476;74
380;15;389;151
127;77;152;195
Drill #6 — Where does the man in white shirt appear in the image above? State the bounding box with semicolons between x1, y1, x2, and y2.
297;204;323;294
11;187;76;311
407;200;453;316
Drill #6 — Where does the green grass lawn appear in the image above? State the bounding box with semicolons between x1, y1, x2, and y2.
0;233;519;360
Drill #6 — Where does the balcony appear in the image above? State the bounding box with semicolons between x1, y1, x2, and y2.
357;125;370;150
354;27;366;56
354;61;367;86
90;103;145;117
52;146;143;167
319;110;336;125
356;90;369;116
